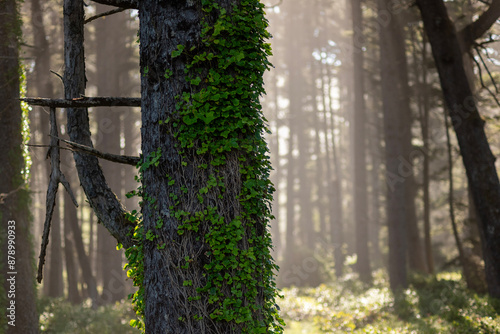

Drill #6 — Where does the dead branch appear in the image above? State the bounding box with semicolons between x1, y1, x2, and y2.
37;107;78;284
90;0;138;9
21;96;141;108
85;8;127;24
458;0;500;51
0;185;25;204
471;48;500;107
54;136;140;166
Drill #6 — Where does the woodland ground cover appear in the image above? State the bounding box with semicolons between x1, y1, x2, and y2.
37;270;500;333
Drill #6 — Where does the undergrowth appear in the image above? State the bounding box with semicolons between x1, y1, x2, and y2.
279;270;500;333
37;270;500;333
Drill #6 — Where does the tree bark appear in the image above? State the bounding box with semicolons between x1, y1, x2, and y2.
139;1;278;331
378;0;408;291
416;0;500;298
0;0;39;332
63;0;134;249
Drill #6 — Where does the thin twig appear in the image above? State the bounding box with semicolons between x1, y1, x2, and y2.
50;70;64;83
472;48;500;107
0;185;25;204
476;46;499;94
85;8;127;24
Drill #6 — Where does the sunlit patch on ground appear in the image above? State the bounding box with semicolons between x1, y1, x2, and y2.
278;270;500;333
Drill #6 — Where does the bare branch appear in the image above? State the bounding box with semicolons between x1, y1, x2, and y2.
472;48;500;107
37;107;79;283
50;70;64;83
21;96;141;108
54;136;140;166
90;0;138;9
85;8;127;24
459;0;500;51
0;185;25;204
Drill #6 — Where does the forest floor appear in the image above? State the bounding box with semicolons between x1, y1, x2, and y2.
38;270;500;333
279;270;500;333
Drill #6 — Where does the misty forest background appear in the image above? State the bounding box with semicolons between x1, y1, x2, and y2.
6;0;500;332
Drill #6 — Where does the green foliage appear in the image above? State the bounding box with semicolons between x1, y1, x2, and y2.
38;297;138;334
124;0;282;332
278;270;500;333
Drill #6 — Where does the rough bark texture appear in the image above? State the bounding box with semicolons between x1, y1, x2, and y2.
63;0;134;249
22;97;141;108
417;0;500;298
0;0;39;332
139;1;275;331
351;0;371;284
378;0;408;291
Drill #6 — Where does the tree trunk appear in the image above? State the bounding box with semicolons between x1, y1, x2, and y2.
351;0;371;284
416;0;500;298
327;67;345;278
138;1;280;331
94;3;126;304
64;189;82;304
378;0;408;291
0;0;39;332
414;30;435;274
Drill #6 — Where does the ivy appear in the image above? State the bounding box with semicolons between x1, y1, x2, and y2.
125;0;283;332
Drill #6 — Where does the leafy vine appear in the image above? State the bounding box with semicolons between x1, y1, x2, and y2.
124;1;283;332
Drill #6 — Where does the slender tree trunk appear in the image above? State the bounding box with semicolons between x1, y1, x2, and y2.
64;189;82;304
417;0;500;298
395;11;428;275
327;70;344;278
94;3;126;304
378;0;408;291
47;201;64;296
351;0;371;284
0;0;39;332
414;30;435;274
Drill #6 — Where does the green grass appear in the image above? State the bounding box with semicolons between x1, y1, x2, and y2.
279;270;500;333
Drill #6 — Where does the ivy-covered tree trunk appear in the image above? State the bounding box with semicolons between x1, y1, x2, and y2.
0;0;38;332
133;0;281;332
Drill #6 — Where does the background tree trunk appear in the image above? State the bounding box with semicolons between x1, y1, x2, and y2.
378;0;408;291
351;0;371;284
0;0;39;332
94;3;126;304
417;0;500;298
